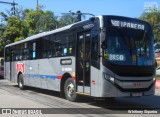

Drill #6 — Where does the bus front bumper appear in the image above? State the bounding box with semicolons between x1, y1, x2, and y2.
101;78;156;97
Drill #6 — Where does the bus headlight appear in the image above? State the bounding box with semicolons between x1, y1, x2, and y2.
153;78;156;82
109;77;115;83
103;73;114;83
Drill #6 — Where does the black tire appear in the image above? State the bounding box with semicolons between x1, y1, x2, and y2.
64;78;77;102
18;74;25;90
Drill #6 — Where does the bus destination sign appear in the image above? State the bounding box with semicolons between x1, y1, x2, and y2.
111;19;145;30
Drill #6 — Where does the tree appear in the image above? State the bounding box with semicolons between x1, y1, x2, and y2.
0;7;29;50
25;5;58;35
0;24;5;50
0;5;85;51
139;10;160;42
3;16;28;43
35;11;58;33
58;14;77;27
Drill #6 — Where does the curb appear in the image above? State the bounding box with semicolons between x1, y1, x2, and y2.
156;80;160;89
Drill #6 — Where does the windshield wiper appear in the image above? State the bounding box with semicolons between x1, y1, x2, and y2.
142;30;147;45
140;30;147;56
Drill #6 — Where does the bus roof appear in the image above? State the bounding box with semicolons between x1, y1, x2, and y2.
5;19;86;47
5;15;150;48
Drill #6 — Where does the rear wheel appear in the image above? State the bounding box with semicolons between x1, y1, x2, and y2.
18;74;25;90
64;78;77;102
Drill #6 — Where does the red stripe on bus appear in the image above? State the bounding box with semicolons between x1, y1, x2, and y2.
92;80;96;85
57;76;62;80
72;77;76;80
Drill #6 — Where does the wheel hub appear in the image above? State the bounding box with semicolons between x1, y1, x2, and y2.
67;82;74;97
19;77;23;87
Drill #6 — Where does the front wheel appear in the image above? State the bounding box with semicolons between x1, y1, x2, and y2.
18;74;25;90
64;78;77;102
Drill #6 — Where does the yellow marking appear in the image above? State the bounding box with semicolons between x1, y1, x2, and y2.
132;55;136;62
76;92;91;96
72;72;75;77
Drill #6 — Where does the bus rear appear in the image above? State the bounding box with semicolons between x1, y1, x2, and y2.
100;16;155;97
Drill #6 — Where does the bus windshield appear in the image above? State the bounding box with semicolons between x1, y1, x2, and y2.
103;27;155;66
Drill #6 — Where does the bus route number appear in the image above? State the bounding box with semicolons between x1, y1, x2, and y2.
109;54;125;61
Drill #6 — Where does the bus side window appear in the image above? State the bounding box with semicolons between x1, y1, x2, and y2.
23;43;29;60
12;50;15;61
91;31;100;69
5;48;10;62
40;36;55;58
32;42;36;59
68;33;75;56
91;35;98;61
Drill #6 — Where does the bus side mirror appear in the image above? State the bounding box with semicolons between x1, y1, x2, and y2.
98;52;103;58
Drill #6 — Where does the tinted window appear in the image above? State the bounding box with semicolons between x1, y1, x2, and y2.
91;19;100;69
5;47;10;62
6;31;76;61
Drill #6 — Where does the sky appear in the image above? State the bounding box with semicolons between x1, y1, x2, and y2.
0;0;160;20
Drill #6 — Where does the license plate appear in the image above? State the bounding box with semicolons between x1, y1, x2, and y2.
131;93;143;97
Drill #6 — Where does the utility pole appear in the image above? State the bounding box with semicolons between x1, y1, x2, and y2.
36;0;39;10
0;1;18;15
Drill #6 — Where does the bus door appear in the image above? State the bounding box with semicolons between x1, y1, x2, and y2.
77;31;91;94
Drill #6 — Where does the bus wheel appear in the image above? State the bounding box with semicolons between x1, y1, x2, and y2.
64;78;77;102
18;74;25;90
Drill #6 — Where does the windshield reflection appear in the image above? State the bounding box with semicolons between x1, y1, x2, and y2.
103;28;154;66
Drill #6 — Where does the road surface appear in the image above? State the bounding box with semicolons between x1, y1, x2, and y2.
0;79;160;117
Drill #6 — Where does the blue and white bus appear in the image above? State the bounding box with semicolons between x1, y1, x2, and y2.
4;15;156;101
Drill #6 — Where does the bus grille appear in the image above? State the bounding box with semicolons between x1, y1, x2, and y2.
116;72;154;77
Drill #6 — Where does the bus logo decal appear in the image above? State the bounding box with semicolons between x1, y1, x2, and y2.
83;24;94;29
16;63;25;73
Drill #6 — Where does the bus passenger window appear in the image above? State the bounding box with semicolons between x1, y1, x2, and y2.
63;48;67;56
32;43;36;59
55;46;62;56
69;47;72;55
33;51;36;58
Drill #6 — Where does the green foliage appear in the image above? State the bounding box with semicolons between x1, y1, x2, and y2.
58;15;77;27
35;10;58;33
0;6;79;51
139;10;160;42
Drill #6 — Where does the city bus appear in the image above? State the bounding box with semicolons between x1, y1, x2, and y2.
4;15;156;101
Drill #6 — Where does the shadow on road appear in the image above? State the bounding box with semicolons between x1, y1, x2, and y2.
12;84;160;110
89;96;160;109
13;85;61;98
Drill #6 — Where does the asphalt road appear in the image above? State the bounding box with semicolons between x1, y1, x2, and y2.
0;79;160;117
